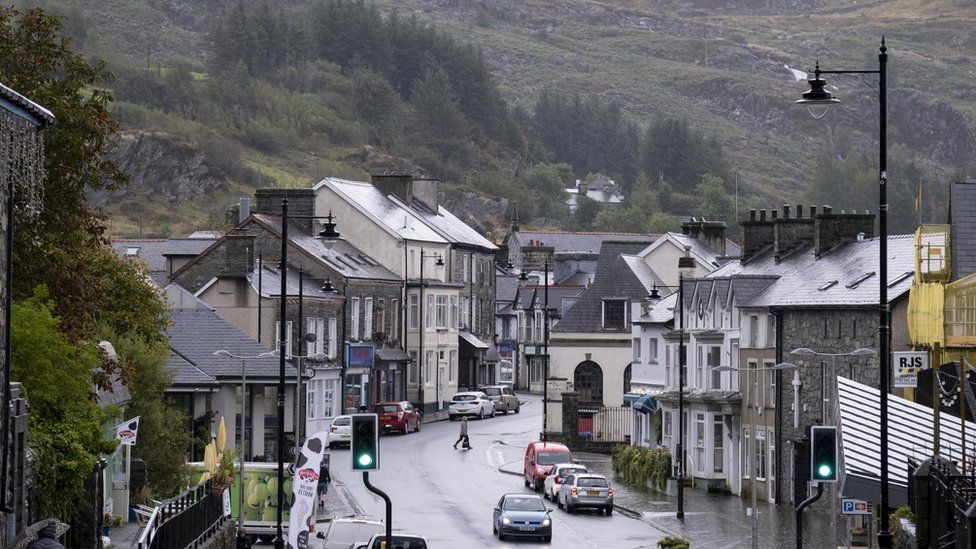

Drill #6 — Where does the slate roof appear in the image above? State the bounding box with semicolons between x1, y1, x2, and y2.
621;255;664;293
951;180;976;280
0;82;54;126
496;274;521;306
388;195;497;251
705;234;915;308
244;265;340;299
315;178;448;244
167;352;219;387
553;239;658;332
515;285;585;314
167;307;297;382
510;230;661;254
251;214;400;281
634;291;678;324
112;238;219;274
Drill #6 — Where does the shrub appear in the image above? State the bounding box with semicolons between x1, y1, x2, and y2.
612;445;671;491
658;535;690;548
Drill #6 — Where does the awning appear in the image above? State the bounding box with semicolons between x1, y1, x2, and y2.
376;348;411;362
459;330;490;350
485;347;501;363
634;395;658;414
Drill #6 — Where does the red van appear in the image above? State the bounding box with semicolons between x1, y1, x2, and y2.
524;441;573;492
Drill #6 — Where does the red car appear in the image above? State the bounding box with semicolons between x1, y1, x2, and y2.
524;441;573;492
373;401;422;434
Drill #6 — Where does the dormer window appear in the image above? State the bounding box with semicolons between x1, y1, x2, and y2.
602;299;626;330
125;247;140;256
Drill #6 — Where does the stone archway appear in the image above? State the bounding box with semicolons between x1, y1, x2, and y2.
623;363;632;394
574;361;603;405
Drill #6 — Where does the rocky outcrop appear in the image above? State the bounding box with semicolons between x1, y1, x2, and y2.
441;189;509;242
105;131;226;205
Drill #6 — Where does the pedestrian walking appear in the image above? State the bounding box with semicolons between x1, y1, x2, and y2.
453;416;471;449
317;464;332;509
26;520;65;549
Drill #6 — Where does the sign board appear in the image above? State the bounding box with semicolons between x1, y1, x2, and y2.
346;344;375;369
115;417;140;446
893;351;928;388
841;498;872;515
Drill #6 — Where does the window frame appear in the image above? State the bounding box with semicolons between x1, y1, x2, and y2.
602;299;627;330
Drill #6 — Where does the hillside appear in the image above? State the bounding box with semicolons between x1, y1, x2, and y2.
34;0;976;237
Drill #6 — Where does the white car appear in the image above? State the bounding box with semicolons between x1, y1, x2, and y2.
543;463;589;501
327;416;352;449
448;392;495;420
318;517;384;549
354;533;429;549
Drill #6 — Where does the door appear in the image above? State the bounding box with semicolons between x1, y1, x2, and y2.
438;362;447;411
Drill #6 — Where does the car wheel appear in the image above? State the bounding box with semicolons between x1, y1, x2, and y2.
493;524;497;536
327;441;334;450
535;479;544;492
525;478;531;488
557;496;564;510
544;535;552;543
449;415;457;421
514;405;520;414
498;533;505;541
566;503;574;514
606;506;613;516
416;421;421;432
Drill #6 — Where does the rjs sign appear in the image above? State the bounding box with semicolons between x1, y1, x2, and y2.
892;351;928;388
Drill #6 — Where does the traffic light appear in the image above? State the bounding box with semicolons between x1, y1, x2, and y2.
351;414;379;471
810;426;838;483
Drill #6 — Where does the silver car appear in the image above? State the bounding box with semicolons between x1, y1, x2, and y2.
557;473;614;515
480;385;520;414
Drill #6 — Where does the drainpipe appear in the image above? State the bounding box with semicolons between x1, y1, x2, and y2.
774;308;783;504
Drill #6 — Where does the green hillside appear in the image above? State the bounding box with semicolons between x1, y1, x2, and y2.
33;0;975;237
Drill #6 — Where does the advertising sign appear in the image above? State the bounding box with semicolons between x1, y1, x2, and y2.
115;417;140;446
287;430;328;549
841;498;871;515
893;351;928;388
346;344;375;369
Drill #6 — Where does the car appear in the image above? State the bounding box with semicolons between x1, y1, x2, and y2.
354;533;429;549
524;441;573;492
557;473;614;515
543;463;588;501
327;416;352;449
318;517;385;549
373;401;421;434
448;391;495;420
479;385;520;414
492;493;553;542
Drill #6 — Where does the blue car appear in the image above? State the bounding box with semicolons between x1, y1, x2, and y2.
492;493;553;542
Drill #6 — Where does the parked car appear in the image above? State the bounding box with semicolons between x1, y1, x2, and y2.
354;533;429;549
524;441;573;492
327;416;352;449
448;391;495;420
318;517;385;549
492;493;552;542
479;385;520;414
557;473;614;515
543;463;588;501
373;401;421;434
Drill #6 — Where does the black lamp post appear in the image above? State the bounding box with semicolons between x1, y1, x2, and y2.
417;246;444;414
541;260;550;441
796;38;890;547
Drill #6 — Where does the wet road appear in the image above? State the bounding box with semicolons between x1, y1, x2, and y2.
323;395;667;548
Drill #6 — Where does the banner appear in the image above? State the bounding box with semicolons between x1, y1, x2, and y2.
115;417;140;446
893;351;928;388
286;430;328;549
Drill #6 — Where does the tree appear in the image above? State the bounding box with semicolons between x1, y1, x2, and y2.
698;173;735;225
11;287;117;518
410;66;469;142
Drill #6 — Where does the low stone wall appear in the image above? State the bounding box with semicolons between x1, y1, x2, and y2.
200;520;236;549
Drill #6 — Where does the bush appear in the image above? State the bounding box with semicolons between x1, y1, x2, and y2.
658;535;690;548
611;445;671;491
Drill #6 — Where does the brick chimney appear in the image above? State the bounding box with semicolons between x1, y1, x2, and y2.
773;204;815;259
813;206;876;255
681;218;728;257
254;188;316;233
411;177;439;212
740;209;774;262
221;228;255;279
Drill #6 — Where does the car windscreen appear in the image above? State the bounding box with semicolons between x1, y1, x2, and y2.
371;537;427;549
537;451;572;465
482;387;501;396
503;497;546;512
577;477;609;488
326;522;359;543
557;467;587;477
333;418;350;426
374;405;400;413
453;394;478;401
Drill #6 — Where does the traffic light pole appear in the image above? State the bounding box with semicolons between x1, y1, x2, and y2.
363;472;392;546
795;482;824;549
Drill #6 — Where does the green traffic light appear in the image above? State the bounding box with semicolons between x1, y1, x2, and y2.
358;453;374;467
818;464;832;478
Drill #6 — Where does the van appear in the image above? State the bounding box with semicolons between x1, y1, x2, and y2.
524;441;573;492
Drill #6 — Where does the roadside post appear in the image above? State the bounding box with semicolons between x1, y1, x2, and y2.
352;413;392;545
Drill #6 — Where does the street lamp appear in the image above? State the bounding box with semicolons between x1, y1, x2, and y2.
789;346;877;548
796;38;891;546
418;247;444;414
714;362;796;549
520;262;552;440
213;349;279;529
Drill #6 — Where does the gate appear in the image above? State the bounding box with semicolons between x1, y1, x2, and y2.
573;405;631;443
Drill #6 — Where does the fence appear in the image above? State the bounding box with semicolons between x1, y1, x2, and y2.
571;405;632;443
912;455;976;548
137;479;227;549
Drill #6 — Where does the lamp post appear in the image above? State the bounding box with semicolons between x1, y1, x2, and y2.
790;346;877;549
714;362;797;549
213;349;278;529
417;247;444;414
519;261;551;441
796;39;891;546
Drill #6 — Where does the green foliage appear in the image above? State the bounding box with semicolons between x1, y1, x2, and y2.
641;117;729;194
890;506;916;549
658;535;691;549
611;445;671;491
11;287;117;517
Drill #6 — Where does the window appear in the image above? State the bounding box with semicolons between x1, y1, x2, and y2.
408;351;418;384
695;413;706;473
474;299;480;333
749;315;759;347
275;321;293;358
696;347;704;389
307;317;325;355
573;361;603;404
633;338;642;362
462;298;470;329
743;428;751;479
530;358;544;383
328;318;338;359
425;351;434;385
747;360;759;409
713;415;724;473
708;346;722;390
663;410;673;451
307;384;317;419
534;310;544;342
449;350;457;382
524;312;534;343
766;314;776;348
409;295;419;330
391;299;399;339
499;360;514;383
350;298;361;340
450;296;458;329
364;297;373;337
426;295;434;327
649;338;659;364
764;360;777;408
435;296;447;328
602;300;626;330
755;430;767;480
665;344;672;388
462;254;470;282
376;299;385;335
769;429;776;502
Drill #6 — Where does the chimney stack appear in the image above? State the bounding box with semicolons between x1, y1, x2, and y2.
741;209;775;262
681;218;728;257
813;206;876;255
254;188;316;233
773;204;814;259
239;196;250;224
221;228;255;279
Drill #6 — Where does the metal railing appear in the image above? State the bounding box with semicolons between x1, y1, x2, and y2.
137;479;227;549
572;405;632;443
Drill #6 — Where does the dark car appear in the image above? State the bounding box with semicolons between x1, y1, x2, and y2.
492;493;552;542
373;401;421;434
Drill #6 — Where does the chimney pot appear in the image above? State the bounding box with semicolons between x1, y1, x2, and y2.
824;205;832;214
760;210;767;222
771;210;779;220
857;232;865;241
796;204;803;218
749;209;757;221
810;205;817;216
783;205;791;218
